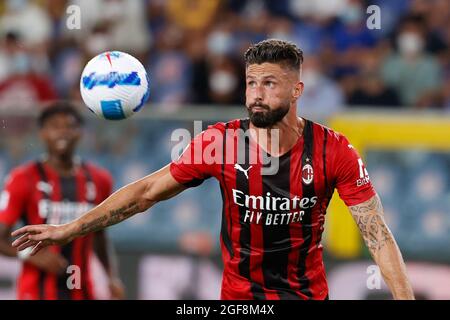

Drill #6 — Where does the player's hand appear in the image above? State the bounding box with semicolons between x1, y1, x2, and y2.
26;248;69;275
11;224;74;256
108;277;125;300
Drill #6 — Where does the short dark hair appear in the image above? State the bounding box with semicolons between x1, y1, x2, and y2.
244;39;304;71
38;101;84;128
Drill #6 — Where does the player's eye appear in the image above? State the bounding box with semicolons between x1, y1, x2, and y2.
265;81;276;88
247;80;256;87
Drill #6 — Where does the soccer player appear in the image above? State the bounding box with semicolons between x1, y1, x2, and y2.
0;102;124;300
11;40;414;300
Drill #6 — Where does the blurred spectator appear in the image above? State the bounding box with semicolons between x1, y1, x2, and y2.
146;0;168;35
371;0;411;38
418;1;449;56
290;16;331;56
51;45;84;98
189;14;245;105
0;0;51;48
105;0;151;55
191;52;244;105
348;49;400;107
187;33;210;104
0;0;52;76
206;23;238;57
148;25;191;107
84;22;114;56
0;32;57;111
298;56;344;114
381;15;443;107
43;0;69;42
0;0;447;110
266;17;298;48
288;0;346;20
327;0;378;81
348;71;400;107
71;0;150;55
332;0;377;53
166;0;220;31
0;71;57;112
150;51;191;106
205;56;243;105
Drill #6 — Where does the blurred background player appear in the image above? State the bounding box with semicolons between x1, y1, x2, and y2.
0;102;124;300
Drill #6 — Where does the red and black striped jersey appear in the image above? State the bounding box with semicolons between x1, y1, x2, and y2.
0;160;113;300
170;118;375;300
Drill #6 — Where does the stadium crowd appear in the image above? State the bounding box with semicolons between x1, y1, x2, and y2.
0;0;449;112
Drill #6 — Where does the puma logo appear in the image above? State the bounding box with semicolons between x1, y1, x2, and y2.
234;164;253;179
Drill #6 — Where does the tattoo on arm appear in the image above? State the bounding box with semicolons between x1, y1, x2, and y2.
349;195;394;252
80;201;141;235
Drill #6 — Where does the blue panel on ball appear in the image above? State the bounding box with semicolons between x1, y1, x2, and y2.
101;100;126;120
132;76;150;112
82;72;141;90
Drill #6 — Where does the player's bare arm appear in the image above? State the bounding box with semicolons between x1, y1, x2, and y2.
11;164;186;255
348;193;415;300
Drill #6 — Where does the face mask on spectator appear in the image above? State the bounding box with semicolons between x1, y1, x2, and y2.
397;32;424;56
207;31;233;56
86;34;111;55
12;52;30;74
341;4;363;25
209;71;238;95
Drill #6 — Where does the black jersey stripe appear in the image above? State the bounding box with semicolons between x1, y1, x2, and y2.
220;123;234;259
261;152;301;299
80;162;94;299
322;127;334;202
34;161;49;300
236;119;252;292
296;120;315;299
317;128;331;247
323;128;329;195
236;119;265;299
57;174;77;300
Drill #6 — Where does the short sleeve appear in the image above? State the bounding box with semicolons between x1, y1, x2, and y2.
332;134;376;206
170;124;223;188
0;169;31;226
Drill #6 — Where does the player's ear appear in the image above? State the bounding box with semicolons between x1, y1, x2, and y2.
293;81;304;99
295;65;305;98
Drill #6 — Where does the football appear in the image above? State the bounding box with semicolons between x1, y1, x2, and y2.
80;51;150;120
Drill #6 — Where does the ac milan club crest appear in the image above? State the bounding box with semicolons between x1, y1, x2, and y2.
302;164;314;185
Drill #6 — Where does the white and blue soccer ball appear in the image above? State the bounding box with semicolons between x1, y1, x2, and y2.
80;51;150;120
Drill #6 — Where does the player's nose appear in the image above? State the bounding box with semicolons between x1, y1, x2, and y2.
254;85;265;100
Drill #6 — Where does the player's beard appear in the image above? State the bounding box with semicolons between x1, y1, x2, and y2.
247;102;290;128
